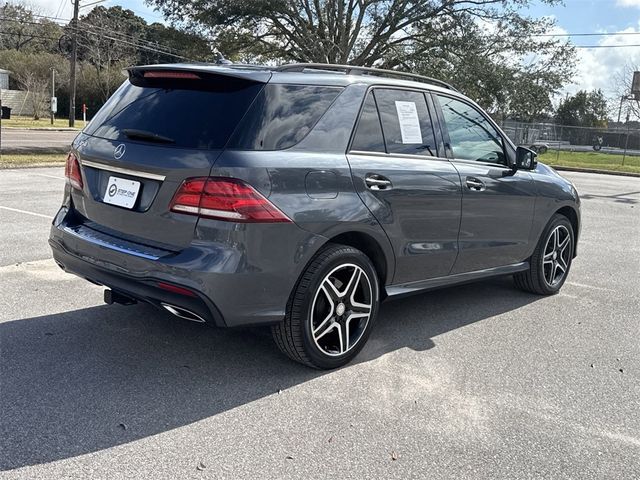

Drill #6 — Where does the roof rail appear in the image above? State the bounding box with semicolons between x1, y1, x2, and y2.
275;63;458;92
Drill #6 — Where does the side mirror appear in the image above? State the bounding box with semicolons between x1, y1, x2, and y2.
515;146;537;170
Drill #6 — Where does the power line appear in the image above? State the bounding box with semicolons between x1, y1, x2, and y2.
24;12;640;40
530;31;640;37
0;17;193;60
573;44;640;48
4;13;640;53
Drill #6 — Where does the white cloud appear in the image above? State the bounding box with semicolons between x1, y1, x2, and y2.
616;0;640;7
10;0;83;19
567;23;640;99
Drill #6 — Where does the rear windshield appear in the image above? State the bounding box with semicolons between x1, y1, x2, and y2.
84;76;263;150
227;84;343;150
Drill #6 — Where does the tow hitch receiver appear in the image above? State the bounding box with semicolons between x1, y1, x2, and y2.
104;289;137;306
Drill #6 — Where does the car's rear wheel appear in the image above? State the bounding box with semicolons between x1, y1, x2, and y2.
514;214;574;295
272;244;379;369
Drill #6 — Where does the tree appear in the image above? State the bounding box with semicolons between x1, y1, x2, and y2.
144;0;570;65
72;6;147;102
613;63;640;122
141;23;213;63
0;50;68;119
145;0;575;120
0;3;63;53
555;90;608;128
406;11;575;121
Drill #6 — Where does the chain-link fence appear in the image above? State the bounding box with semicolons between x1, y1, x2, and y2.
499;120;640;171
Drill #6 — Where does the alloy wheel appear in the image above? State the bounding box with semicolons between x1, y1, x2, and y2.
543;225;571;287
310;263;373;357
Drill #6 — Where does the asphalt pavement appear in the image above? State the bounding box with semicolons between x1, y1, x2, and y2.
0;128;78;153
0;168;638;479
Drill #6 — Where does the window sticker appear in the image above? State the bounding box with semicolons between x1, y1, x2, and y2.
394;101;423;144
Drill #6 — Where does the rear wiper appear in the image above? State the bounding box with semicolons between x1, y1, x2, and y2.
122;129;175;144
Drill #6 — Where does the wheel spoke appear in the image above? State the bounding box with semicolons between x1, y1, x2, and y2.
342;267;361;299
350;302;371;314
313;314;333;337
556;261;566;274
314;322;337;342
546;229;556;254
557;252;569;271
322;279;342;302
544;261;553;284
312;285;336;335
336;323;346;354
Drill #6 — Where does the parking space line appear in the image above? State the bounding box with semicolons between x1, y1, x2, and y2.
32;173;65;180
0;205;53;220
566;281;614;292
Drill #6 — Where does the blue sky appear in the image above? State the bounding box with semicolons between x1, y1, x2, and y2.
106;0;165;23
527;0;640;42
27;0;640;100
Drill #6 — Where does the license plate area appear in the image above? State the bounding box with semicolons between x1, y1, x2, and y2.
103;176;141;209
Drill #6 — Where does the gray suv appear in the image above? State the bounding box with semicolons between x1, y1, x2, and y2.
49;63;581;369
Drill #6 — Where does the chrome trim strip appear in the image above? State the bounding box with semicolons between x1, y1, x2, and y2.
81;160;166;181
386;261;529;297
62;226;161;260
349;150;446;162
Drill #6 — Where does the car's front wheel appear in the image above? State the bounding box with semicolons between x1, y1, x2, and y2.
272;244;379;369
514;214;575;295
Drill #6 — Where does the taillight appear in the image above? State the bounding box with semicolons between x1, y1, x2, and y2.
169;177;292;223
64;152;83;190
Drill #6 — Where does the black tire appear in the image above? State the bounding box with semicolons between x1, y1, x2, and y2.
271;243;380;369
514;214;575;295
538;145;548;155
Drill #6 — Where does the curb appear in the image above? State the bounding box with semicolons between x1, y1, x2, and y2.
551;165;640;178
1;147;69;154
1;127;80;132
0;162;65;170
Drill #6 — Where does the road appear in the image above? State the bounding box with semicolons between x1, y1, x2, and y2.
0;169;639;479
557;144;640;157
0;128;78;153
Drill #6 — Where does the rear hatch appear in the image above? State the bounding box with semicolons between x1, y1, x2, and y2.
70;65;269;250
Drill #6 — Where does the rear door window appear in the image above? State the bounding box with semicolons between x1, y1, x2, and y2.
84;76;263;150
228;85;343;150
350;92;386;153
374;89;437;157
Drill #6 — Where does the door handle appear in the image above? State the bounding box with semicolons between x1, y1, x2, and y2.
465;177;486;191
365;174;393;191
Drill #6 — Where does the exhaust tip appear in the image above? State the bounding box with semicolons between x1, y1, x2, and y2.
161;303;206;323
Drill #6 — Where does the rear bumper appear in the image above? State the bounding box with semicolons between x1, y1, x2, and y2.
49;206;326;327
50;238;226;325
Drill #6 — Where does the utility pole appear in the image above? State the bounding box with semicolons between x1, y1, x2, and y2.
50;68;56;125
68;0;80;127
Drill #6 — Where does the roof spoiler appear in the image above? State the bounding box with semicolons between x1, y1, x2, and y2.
127;64;272;84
